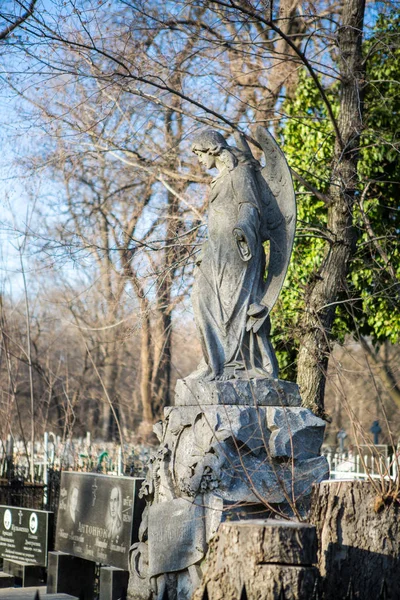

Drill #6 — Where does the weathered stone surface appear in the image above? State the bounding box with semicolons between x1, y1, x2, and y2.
267;406;325;459
201;564;317;600
175;377;301;407
127;398;327;599
127;129;324;600
147;499;206;577
127;542;152;600
161;405;327;508
164;404;270;456
193;520;318;600
189;128;296;382
280;456;329;502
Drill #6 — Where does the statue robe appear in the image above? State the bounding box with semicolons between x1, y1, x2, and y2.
192;162;281;379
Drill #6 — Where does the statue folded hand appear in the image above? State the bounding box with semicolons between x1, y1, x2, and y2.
246;303;269;333
233;227;252;261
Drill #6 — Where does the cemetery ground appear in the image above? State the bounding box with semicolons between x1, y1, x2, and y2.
0;431;396;599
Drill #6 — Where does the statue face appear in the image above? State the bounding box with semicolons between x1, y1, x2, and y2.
194;150;216;170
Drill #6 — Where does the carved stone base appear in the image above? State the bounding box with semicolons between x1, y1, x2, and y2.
175;377;301;406
127;379;328;600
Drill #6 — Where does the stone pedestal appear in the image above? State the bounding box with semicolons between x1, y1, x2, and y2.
100;566;129;600
3;559;44;587
0;572;15;588
47;551;95;600
127;378;328;600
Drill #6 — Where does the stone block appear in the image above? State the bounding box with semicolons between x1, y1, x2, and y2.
0;571;15;587
0;588;79;599
175;378;301;407
47;551;95;600
99;566;129;600
3;559;44;587
267;406;325;459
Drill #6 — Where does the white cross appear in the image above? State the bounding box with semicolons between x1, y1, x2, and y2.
18;510;23;525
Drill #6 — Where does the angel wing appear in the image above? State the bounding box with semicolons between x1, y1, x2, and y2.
256;126;296;314
234;127;296;315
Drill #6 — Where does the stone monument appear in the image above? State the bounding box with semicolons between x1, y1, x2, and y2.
127;127;328;600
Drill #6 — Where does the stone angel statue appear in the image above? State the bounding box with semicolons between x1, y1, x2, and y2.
190;127;296;381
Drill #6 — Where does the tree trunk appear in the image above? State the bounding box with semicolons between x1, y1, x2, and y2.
193;521;318;600
297;0;366;417
151;303;172;418
140;307;154;424
310;480;400;599
101;335;121;441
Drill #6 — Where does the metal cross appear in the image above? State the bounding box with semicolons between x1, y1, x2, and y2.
91;478;98;507
337;429;347;453
370;420;382;445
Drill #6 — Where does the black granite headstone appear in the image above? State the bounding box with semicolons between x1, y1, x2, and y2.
47;551;95;599
0;506;53;566
55;472;144;570
99;566;129;600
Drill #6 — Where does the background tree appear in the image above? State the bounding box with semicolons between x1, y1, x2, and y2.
0;0;398;440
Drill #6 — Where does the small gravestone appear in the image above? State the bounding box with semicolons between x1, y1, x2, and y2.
0;505;53;566
55;472;144;570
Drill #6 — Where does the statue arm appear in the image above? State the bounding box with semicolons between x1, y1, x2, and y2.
233;202;259;262
195;241;209;266
230;167;262;262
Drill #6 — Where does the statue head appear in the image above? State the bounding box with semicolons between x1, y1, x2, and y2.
191;129;237;171
191;129;228;155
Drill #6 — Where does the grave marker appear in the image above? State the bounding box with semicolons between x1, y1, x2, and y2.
0;505;53;566
55;472;144;570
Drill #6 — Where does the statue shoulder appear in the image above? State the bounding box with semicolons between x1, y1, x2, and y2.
228;162;259;192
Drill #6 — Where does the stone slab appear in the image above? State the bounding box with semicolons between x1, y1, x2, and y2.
148;498;206;577
3;560;44;587
0;587;78;599
175;377;301;407
193;520;318;600
99;566;128;600
0;571;15;587
47;551;95;600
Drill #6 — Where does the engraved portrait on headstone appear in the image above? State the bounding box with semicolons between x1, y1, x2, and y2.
3;509;11;531
68;485;79;524
106;485;123;540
